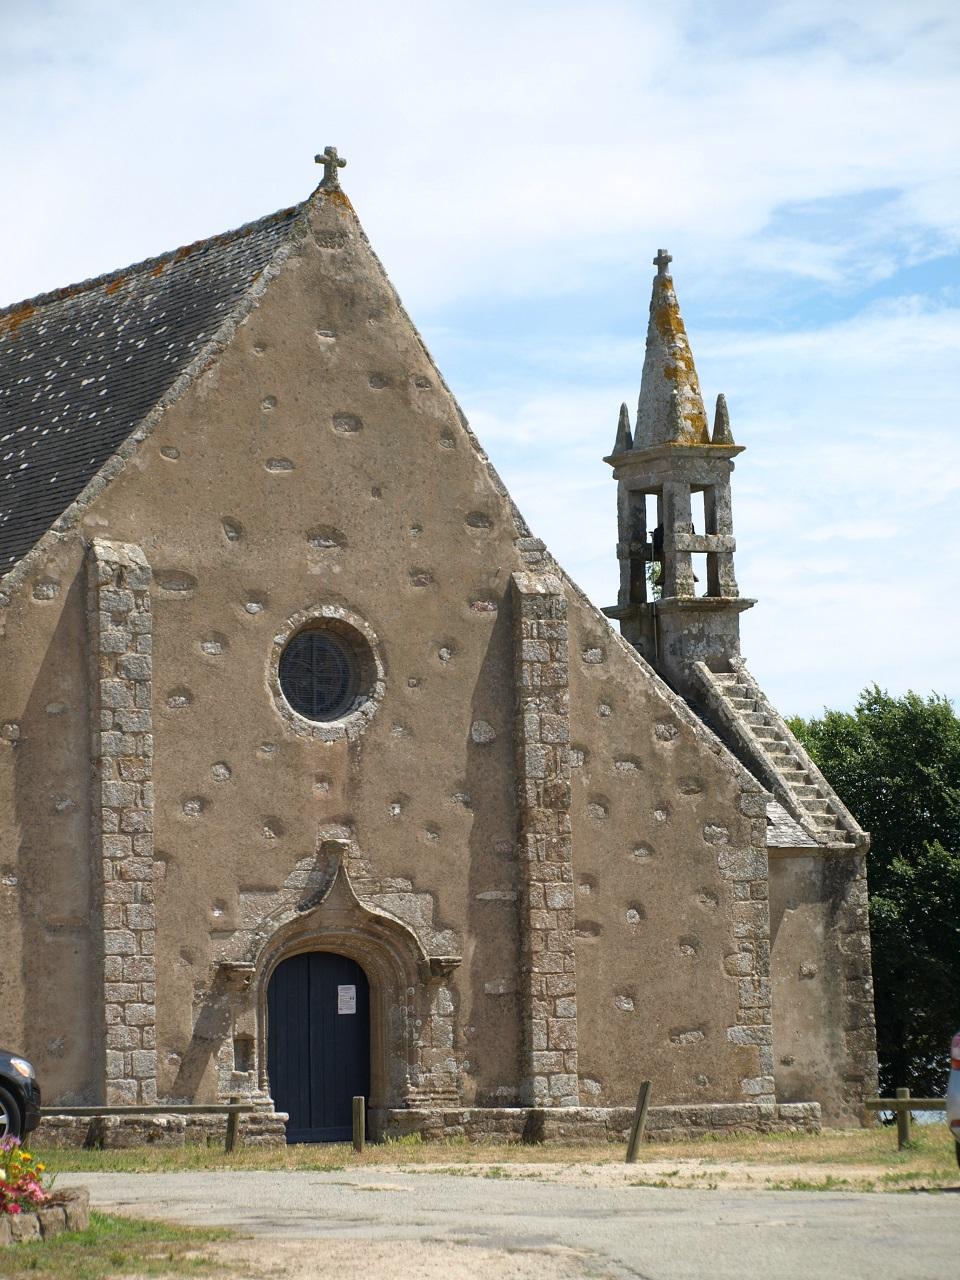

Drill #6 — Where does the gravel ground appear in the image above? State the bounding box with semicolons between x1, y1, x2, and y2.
197;1238;597;1280
59;1167;960;1280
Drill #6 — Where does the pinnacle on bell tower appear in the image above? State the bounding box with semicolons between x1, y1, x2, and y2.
602;251;754;699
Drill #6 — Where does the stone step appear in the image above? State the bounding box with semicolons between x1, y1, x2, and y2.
728;696;755;712
812;812;840;828
794;785;820;799
780;769;809;784
803;798;832;815
742;711;768;728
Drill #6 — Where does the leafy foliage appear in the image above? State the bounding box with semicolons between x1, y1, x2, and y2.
789;687;960;1095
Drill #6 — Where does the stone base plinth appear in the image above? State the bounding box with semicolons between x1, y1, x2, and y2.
34;1110;288;1150
36;1102;819;1149
373;1102;821;1144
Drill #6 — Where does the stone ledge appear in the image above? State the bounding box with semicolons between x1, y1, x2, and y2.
373;1101;821;1144
0;1187;89;1245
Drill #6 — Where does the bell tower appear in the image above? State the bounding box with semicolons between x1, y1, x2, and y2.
603;250;754;700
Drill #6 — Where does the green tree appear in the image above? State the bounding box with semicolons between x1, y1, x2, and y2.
789;687;960;1096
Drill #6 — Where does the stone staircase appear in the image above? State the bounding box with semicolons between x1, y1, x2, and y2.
695;662;861;848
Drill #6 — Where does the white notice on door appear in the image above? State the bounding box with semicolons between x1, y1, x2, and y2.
337;984;357;1014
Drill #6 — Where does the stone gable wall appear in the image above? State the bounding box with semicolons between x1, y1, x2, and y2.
0;187;818;1120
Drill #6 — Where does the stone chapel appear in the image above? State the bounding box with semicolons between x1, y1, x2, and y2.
0;154;877;1143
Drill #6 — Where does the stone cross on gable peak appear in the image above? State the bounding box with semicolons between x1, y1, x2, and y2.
315;145;347;190
654;249;673;276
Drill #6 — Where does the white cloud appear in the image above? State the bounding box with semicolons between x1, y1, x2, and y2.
2;1;959;308
1;0;958;713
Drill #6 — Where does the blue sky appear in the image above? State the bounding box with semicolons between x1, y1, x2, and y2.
3;0;958;714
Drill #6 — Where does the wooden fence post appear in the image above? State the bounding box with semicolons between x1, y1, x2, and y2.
352;1095;366;1154
625;1081;652;1164
224;1098;240;1154
895;1087;911;1150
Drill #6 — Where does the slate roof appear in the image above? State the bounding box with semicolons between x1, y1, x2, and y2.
766;800;818;849
0;204;302;576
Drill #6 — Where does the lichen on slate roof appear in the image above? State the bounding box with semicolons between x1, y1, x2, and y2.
0;204;302;575
766;800;818;848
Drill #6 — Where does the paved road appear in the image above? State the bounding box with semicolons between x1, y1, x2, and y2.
62;1169;959;1280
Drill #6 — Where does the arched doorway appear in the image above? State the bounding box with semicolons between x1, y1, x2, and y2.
267;951;370;1142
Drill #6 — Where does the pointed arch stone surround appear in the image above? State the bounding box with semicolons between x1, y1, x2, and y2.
211;836;463;1115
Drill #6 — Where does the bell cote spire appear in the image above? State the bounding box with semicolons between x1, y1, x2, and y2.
602;251;755;699
634;249;709;450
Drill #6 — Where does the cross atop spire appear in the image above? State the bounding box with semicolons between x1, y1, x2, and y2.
653;248;672;276
315;145;347;190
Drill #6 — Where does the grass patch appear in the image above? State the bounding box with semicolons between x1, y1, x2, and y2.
383;1132;423;1148
34;1124;957;1174
30;1125;959;1192
0;1211;231;1279
766;1174;852;1192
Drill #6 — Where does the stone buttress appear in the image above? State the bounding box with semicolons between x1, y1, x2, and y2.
86;539;157;1105
511;572;579;1107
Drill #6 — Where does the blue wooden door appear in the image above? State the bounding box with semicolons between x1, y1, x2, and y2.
267;951;370;1143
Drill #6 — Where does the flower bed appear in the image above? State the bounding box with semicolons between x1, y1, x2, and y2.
0;1137;89;1244
1;1137;50;1215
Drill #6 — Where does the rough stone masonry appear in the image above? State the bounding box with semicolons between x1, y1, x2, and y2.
512;572;579;1108
87;539;157;1105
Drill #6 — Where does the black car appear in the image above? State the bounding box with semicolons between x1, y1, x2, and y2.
0;1049;41;1141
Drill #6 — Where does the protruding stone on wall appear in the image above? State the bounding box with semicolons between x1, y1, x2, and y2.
511;571;579;1108
86;539;156;1105
470;720;497;744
